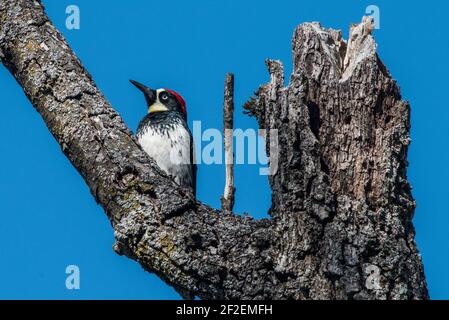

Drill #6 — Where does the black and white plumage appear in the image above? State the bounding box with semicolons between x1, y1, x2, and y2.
131;80;196;195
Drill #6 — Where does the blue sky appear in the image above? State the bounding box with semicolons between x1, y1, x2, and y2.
0;0;447;299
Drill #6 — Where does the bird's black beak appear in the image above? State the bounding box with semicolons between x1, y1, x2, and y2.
130;79;149;92
130;79;156;106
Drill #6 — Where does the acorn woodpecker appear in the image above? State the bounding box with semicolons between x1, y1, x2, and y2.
130;80;196;195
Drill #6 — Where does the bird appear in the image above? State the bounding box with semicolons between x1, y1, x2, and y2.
130;80;196;195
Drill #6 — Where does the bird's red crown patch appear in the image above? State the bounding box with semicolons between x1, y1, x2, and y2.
166;89;186;114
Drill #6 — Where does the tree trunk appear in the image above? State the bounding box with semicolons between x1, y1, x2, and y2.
0;1;427;299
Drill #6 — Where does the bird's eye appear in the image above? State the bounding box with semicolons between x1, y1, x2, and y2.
161;93;169;101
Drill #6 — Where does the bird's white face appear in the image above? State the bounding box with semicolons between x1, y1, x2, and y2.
148;89;169;114
130;79;187;115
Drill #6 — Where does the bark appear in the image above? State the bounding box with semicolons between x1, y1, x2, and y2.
221;73;235;214
0;1;427;300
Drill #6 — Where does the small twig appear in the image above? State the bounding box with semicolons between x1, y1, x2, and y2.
221;73;235;213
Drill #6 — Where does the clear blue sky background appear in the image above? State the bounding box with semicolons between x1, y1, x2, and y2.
0;0;447;299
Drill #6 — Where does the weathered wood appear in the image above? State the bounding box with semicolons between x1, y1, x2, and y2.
0;0;427;299
221;73;235;214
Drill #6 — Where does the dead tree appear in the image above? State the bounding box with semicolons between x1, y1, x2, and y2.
0;1;427;299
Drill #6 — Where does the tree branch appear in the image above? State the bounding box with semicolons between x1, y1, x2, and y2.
221;73;235;214
0;0;428;300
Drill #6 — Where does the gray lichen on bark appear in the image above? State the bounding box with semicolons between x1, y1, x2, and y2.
0;0;427;299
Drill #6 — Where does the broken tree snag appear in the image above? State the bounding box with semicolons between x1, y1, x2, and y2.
221;73;236;214
247;16;428;299
1;0;427;300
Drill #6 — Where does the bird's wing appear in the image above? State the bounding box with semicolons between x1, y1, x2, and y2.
190;132;197;197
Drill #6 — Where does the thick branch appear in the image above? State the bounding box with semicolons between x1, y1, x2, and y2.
0;0;274;300
1;0;427;300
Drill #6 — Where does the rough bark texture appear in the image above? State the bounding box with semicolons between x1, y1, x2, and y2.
0;1;427;299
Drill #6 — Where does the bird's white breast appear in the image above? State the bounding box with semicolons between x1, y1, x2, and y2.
137;122;192;185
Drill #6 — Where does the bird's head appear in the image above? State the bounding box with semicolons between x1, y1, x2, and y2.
130;80;186;116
